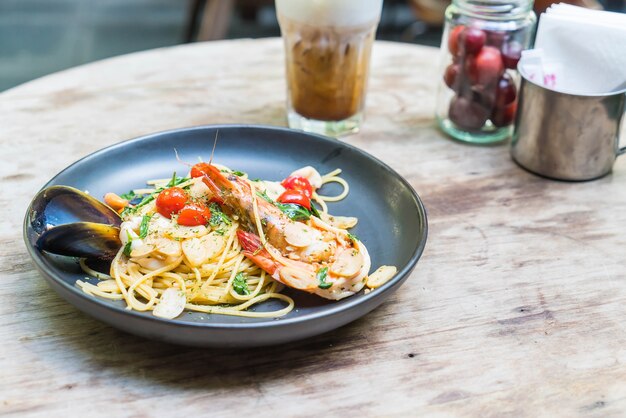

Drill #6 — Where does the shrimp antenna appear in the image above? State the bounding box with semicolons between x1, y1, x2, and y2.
208;130;219;166
173;148;193;167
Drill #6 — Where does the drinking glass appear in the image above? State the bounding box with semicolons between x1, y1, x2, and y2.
276;0;383;137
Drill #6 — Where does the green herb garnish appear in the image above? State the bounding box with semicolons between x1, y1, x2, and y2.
316;267;331;289
123;231;133;257
167;171;177;187
347;232;359;242
166;172;190;188
276;203;311;222
139;214;152;239
131;194;155;212
233;272;250;295
232;170;246;177
256;190;274;203
310;203;321;218
208;202;232;227
120;190;136;200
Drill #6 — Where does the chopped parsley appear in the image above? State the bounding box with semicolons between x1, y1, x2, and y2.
120;190;136;200
316;267;332;289
347;232;359;242
256;190;273;203
232;170;246;177
123;231;133;257
139;214;152;239
233;272;250;295
208;202;232;227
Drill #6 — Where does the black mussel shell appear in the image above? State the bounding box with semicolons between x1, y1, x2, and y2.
29;185;123;259
30;185;121;235
36;222;121;260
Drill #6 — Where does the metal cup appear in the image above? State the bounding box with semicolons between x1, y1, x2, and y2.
511;73;626;181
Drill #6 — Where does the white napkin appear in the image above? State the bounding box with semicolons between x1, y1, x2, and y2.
519;4;626;95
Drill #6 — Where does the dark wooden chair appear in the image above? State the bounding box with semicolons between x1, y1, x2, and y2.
185;0;273;42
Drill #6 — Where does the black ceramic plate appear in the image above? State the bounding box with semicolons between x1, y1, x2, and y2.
24;125;427;347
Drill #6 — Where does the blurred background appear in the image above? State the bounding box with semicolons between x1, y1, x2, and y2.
0;0;624;92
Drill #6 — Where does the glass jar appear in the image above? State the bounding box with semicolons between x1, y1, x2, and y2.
436;0;536;144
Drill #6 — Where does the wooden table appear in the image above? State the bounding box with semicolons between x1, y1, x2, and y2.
2;38;626;417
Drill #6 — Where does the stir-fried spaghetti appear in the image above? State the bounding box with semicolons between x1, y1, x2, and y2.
76;164;387;319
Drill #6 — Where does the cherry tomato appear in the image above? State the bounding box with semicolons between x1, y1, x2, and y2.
177;203;212;226
156;187;188;218
277;189;311;210
281;176;313;198
190;162;211;178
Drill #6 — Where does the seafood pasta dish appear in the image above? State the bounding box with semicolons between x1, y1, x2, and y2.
77;162;397;319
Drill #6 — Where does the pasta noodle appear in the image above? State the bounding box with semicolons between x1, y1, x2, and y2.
77;166;350;319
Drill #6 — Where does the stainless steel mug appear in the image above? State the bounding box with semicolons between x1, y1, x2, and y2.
511;73;626;181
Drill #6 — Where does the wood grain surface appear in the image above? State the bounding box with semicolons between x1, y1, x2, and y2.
1;38;625;417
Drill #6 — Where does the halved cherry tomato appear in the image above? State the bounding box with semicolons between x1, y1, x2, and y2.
190;162;211;178
177;203;211;226
277;189;311;210
156;187;188;218
281;176;313;198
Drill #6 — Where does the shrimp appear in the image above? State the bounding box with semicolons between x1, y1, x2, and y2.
195;163;371;300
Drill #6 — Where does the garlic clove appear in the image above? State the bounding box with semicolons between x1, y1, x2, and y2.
284;222;314;248
153;288;186;319
330;248;364;277
365;265;397;289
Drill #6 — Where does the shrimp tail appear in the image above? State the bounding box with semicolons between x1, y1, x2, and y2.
237;230;281;276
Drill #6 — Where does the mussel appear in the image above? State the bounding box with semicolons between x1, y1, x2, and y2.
29;186;122;259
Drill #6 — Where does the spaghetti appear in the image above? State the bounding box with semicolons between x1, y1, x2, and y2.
77;165;355;319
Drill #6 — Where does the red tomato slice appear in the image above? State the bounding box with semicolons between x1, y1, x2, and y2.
155;187;188;218
277;189;311;210
281;176;313;198
177;203;211;226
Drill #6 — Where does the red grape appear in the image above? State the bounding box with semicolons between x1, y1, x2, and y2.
485;30;508;49
449;96;490;130
502;41;522;70
491;100;518;127
444;63;460;90
461;28;486;55
472;46;504;86
471;84;497;111
464;55;479;84
448;25;466;56
495;73;517;107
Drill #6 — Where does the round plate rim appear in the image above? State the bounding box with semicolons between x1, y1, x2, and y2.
23;124;428;330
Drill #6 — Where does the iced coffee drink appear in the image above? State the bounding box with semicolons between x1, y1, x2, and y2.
276;0;383;136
